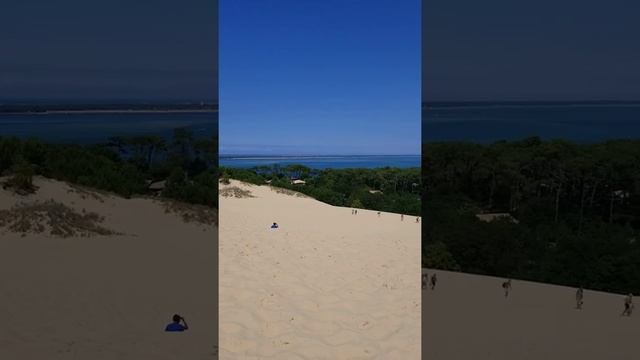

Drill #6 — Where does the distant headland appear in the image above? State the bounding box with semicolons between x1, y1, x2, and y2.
0;102;218;114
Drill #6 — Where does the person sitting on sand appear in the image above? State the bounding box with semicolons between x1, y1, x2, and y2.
622;293;634;316
271;222;279;229
576;287;584;309
165;314;189;332
502;279;512;298
422;273;428;290
430;273;437;290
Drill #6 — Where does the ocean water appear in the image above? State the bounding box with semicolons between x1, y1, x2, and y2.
423;102;640;143
220;155;421;169
0;112;217;143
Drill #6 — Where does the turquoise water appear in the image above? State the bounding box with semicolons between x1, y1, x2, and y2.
423;102;640;143
219;155;421;169
0;112;217;143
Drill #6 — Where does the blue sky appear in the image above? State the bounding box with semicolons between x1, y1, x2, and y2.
424;0;640;102
0;0;217;102
220;0;421;155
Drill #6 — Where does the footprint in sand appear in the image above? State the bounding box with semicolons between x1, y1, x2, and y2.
261;321;289;337
260;296;282;311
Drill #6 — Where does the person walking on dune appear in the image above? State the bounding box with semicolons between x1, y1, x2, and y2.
622;293;634;316
430;273;437;290
576;287;584;309
422;272;428;290
401;214;404;221
502;279;512;298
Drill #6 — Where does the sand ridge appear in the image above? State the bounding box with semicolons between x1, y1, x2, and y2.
423;269;639;360
0;177;217;359
219;180;421;359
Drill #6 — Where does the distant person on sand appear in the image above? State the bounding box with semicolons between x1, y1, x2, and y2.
416;217;420;223
352;209;354;215
430;273;437;290
502;279;512;298
576;287;584;309
422;273;428;290
622;293;634;316
271;222;279;229
355;209;358;215
165;314;189;332
401;214;404;221
377;211;381;217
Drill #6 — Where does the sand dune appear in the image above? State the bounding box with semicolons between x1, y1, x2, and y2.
219;180;421;359
423;269;639;360
0;177;217;359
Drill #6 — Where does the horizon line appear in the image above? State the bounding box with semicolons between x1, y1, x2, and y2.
219;154;421;158
423;99;640;104
0;99;218;105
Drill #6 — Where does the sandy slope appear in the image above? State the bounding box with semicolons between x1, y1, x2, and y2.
423;269;639;360
0;177;217;359
219;180;421;359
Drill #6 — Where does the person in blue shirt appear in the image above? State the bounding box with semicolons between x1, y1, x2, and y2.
165;314;189;332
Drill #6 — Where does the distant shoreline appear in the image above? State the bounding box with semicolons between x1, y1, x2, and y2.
0;103;218;115
219;154;420;159
0;109;218;115
422;100;640;109
219;155;421;170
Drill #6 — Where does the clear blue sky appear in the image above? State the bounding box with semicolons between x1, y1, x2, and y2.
424;0;640;102
220;0;421;155
0;0;217;102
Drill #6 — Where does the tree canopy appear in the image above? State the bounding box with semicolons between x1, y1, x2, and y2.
222;165;421;216
0;129;217;208
423;137;640;294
